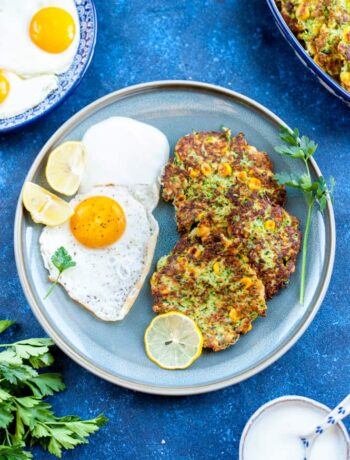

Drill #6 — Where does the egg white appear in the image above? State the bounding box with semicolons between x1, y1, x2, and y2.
79;117;170;200
40;186;159;321
0;70;58;119
0;0;79;77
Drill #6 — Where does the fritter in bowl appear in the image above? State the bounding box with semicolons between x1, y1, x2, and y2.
151;236;267;351
277;0;350;91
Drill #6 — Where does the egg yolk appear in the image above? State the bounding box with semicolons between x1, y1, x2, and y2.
29;7;76;54
70;196;126;248
0;73;10;104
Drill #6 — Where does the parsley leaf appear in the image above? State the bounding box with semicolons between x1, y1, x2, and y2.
0;321;16;334
0;320;107;457
9;338;54;360
274;128;334;303
28;351;54;369
0;444;33;460
26;373;65;398
51;247;76;273
44;247;76;299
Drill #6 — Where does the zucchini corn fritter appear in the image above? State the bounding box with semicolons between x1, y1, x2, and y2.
152;130;301;351
162;130;286;233
277;0;350;91
152;237;266;351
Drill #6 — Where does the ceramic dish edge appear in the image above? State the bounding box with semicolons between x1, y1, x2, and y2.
239;395;350;459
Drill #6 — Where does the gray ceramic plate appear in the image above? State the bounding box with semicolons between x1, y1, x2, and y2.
14;81;335;395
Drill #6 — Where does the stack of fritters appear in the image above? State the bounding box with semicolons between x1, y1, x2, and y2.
151;129;301;351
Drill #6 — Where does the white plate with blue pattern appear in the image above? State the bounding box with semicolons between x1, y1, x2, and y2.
0;0;97;133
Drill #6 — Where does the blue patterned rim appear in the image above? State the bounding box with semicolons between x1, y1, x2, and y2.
0;0;97;133
266;0;350;106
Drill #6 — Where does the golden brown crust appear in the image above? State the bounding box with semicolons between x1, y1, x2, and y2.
151;236;266;351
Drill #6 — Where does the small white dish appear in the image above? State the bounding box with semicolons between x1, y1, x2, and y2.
240;396;350;460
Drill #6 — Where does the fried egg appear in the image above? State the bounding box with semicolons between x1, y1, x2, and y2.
40;186;159;321
0;69;58;119
0;0;79;77
79;117;170;208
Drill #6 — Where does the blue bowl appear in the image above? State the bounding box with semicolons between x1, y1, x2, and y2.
266;0;350;106
0;0;97;133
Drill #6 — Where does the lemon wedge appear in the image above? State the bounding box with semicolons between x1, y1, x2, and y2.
45;141;85;196
144;312;203;370
22;182;74;226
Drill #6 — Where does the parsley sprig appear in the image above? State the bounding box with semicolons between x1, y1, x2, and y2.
0;321;107;458
274;127;334;304
44;247;76;299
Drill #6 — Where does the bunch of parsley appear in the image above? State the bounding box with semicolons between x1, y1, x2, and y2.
274;127;334;304
0;320;107;459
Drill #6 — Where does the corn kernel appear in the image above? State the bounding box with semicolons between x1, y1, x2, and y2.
237;171;247;182
201;163;212;176
229;308;241;323
340;71;350;87
296;4;310;20
248;178;261;190
264;219;276;231
189;167;200;178
177;256;187;267
243;323;253;334
218;162;232;177
240;277;253;289
213;262;221;275
188;246;202;259
159;285;170;295
221;234;233;247
197;225;210;238
342;26;350;44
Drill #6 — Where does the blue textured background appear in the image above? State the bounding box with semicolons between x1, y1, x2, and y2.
0;0;349;458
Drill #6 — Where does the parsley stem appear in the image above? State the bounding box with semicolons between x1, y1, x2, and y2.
4;429;10;446
43;276;60;300
300;199;314;304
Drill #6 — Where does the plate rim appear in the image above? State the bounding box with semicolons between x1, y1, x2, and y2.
14;80;336;396
0;0;98;133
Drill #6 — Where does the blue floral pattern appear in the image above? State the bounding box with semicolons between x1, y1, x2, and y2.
301;395;350;460
0;0;97;133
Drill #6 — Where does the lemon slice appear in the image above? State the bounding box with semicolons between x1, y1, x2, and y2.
22;182;74;226
144;312;203;370
45;141;85;196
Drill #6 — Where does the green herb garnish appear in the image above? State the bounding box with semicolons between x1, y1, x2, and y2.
0;321;107;458
274;127;334;304
44;247;76;299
